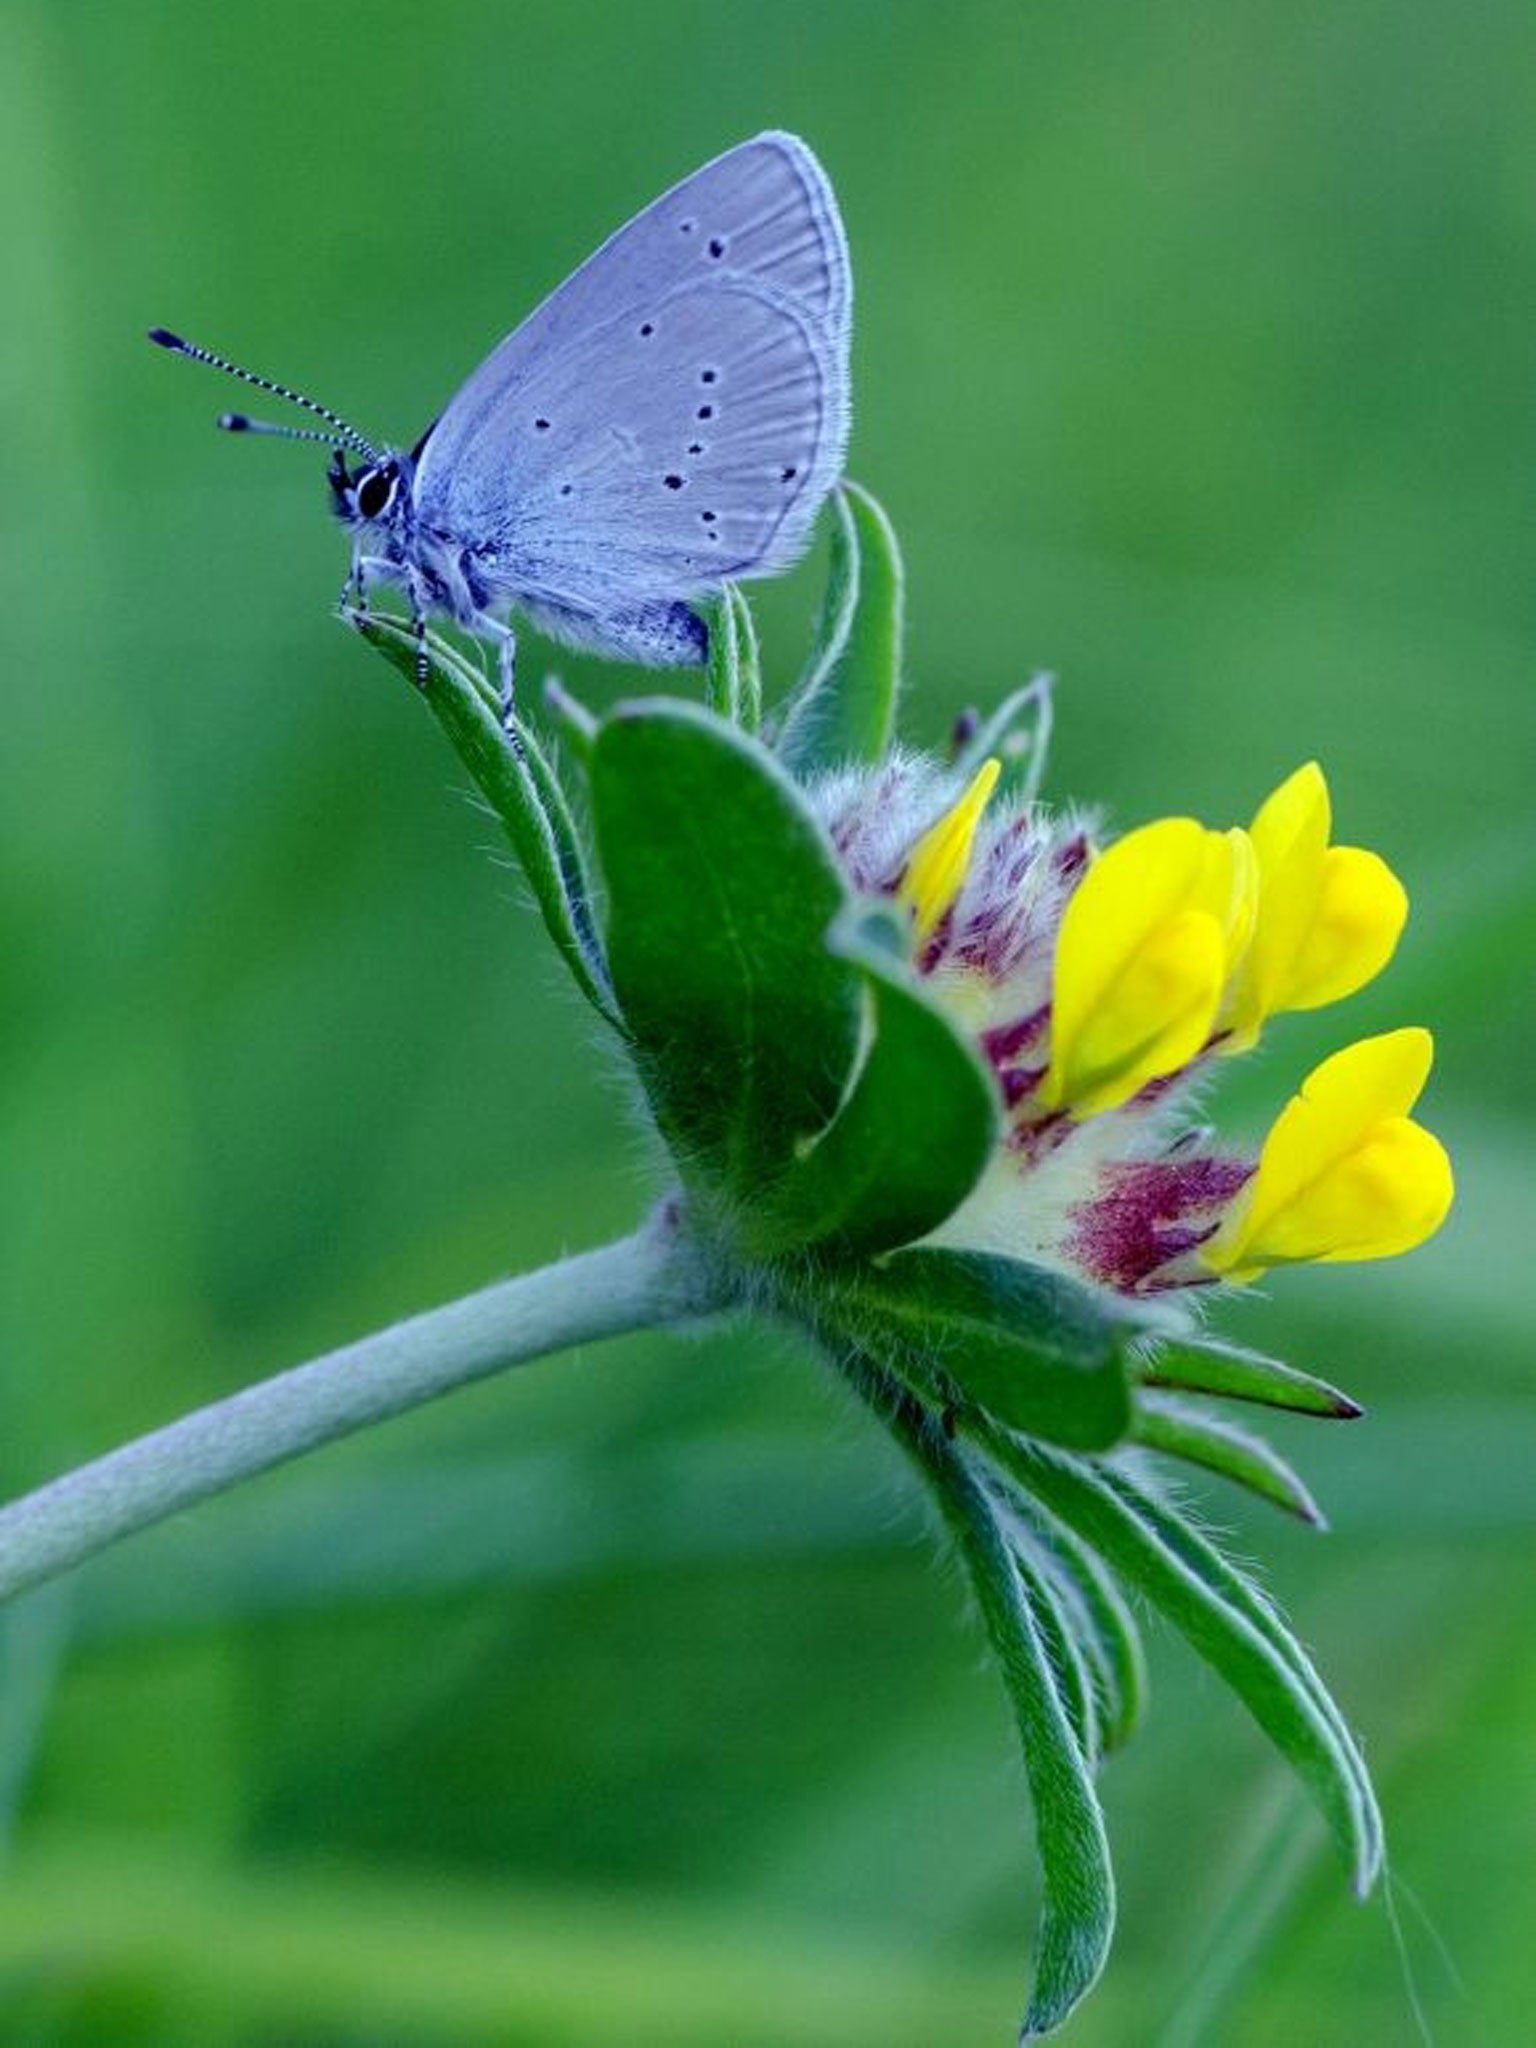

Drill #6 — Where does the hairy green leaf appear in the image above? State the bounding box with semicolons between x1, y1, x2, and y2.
1141;1336;1362;1419
824;1248;1132;1451
776;482;903;772
702;585;762;733
954;673;1055;804
743;931;996;1259
841;1357;1114;2038
590;700;861;1190
1009;1508;1147;1756
981;1435;1383;1894
1134;1396;1326;1525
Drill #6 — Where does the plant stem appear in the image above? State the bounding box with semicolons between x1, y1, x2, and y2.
0;1208;722;1607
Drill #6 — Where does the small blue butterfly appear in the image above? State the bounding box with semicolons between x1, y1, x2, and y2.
151;132;852;720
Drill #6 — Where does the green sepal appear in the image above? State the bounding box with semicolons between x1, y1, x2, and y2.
822;1248;1132;1451
1141;1335;1363;1419
775;482;903;772
842;1355;1114;2039
1134;1394;1326;1525
702;585;763;733
981;1433;1384;1895
742;925;997;1260
589;699;861;1191
347;611;615;1026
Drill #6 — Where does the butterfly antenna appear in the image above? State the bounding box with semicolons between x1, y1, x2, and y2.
147;328;381;462
217;413;347;446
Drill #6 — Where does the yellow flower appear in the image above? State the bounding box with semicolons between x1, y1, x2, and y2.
1224;763;1407;1053
900;758;1001;942
1204;1028;1454;1283
1040;819;1256;1117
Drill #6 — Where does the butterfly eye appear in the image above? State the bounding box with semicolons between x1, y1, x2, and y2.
356;468;395;519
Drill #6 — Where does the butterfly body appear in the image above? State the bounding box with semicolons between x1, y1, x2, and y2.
248;130;852;704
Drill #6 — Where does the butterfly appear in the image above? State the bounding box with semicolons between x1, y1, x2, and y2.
151;131;852;723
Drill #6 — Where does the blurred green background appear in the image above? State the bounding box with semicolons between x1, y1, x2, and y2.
2;0;1533;2040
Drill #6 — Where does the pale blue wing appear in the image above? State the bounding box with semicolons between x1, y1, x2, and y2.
421;271;847;611
412;132;851;601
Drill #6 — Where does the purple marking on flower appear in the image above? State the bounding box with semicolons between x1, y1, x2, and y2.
1056;832;1090;883
917;907;955;975
1007;1104;1070;1164
1000;1067;1038;1110
981;1007;1049;1065
1067;1154;1254;1294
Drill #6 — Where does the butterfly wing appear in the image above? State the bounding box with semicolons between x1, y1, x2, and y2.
412;132;850;610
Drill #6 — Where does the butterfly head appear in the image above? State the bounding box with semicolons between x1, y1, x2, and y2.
328;449;409;530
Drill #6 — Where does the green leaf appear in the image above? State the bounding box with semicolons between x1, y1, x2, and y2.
348;611;615;1024
776;482;903;773
824;1248;1132;1451
701;585;763;734
841;1356;1114;2039
1133;1396;1326;1525
743;929;996;1259
589;700;861;1189
541;676;598;761
954;673;1055;804
981;1434;1383;1894
1010;1509;1147;1756
702;585;762;732
1007;1533;1101;1765
1141;1336;1362;1419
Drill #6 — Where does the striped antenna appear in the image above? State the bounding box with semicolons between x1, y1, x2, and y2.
147;328;381;462
219;412;347;447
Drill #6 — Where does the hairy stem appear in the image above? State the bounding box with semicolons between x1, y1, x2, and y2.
0;1208;723;1606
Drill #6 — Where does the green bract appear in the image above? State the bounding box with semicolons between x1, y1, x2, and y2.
347;481;1381;2040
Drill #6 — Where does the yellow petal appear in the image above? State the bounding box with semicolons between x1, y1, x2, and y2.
1283;845;1408;1011
1041;818;1232;1115
1205;1028;1453;1280
1215;825;1260;972
1224;763;1407;1048
900;758;1001;943
1225;762;1330;1045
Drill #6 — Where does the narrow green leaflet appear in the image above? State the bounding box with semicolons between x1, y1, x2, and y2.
824;1248;1132;1451
954;673;1055;804
1010;1507;1147;1756
844;1357;1114;2039
348;612;615;1024
980;1433;1383;1894
775;482;903;773
743;932;996;1260
1134;1396;1326;1525
1007;1531;1101;1765
541;677;599;761
702;585;763;733
590;700;862;1190
1142;1336;1362;1419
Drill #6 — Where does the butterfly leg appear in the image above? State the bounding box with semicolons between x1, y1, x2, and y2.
341;553;396;620
473;616;520;738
